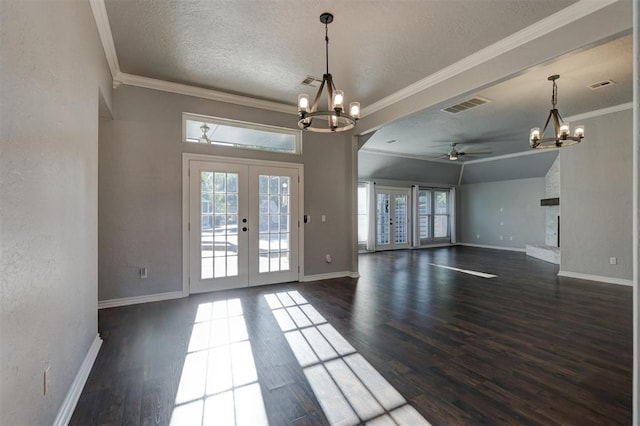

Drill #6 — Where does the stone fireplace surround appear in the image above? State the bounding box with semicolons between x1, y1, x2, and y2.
526;157;560;264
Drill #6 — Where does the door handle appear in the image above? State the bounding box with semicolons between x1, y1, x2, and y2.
242;218;247;223
242;227;248;232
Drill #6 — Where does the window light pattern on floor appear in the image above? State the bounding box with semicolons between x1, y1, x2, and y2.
265;291;431;426
171;299;268;426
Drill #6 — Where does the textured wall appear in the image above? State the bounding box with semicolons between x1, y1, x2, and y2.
99;85;354;301
560;109;632;280
458;178;546;249
0;1;112;424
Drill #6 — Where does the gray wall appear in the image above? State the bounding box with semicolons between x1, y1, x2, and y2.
461;150;558;184
99;85;354;301
0;1;112;424
458;178;546;249
560;109;632;280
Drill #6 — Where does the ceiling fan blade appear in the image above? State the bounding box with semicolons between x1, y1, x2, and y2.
459;150;492;156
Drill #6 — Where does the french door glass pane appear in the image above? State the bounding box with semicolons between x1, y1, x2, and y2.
201;171;239;279
357;185;368;244
258;175;290;273
376;194;390;245
394;195;408;244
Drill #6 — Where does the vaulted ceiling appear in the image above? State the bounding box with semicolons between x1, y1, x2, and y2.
96;0;632;164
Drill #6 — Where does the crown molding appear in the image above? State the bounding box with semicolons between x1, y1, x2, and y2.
361;0;621;117
90;0;621;119
89;0;120;80
462;148;559;165
564;102;633;122
117;73;297;114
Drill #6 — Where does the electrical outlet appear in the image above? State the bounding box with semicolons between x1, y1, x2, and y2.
476;234;480;239
325;254;332;263
44;365;50;395
140;267;148;278
499;235;503;241
610;257;617;265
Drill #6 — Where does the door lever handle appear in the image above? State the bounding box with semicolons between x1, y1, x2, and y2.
242;227;248;232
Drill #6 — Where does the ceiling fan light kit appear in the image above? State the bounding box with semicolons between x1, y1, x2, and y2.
297;13;360;133
529;75;584;149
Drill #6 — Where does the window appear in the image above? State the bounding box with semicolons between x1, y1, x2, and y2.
183;113;302;154
434;191;449;238
416;189;450;244
357;184;369;250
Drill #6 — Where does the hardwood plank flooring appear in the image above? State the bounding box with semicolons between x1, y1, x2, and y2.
71;246;632;425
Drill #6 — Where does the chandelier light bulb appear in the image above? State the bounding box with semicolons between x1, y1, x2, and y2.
333;90;344;110
298;94;310;112
530;127;540;142
349;102;360;118
574;125;585;138
559;122;570;139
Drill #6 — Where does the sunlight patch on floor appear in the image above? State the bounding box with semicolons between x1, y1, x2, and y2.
265;291;431;426
428;263;497;278
171;299;268;426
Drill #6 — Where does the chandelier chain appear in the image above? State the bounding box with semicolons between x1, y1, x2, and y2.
325;22;329;76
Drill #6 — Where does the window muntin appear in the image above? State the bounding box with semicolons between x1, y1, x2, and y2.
183;113;301;154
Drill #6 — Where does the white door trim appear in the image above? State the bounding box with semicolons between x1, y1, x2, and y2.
182;153;304;295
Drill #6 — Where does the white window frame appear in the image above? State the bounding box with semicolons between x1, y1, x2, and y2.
182;112;303;155
415;187;452;246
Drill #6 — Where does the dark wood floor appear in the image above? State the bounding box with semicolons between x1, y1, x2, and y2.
71;246;632;425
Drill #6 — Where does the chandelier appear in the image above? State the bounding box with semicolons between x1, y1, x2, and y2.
529;75;584;149
297;13;360;133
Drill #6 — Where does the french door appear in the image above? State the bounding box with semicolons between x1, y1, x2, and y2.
375;188;411;250
188;160;300;293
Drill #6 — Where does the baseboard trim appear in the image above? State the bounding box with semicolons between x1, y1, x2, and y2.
558;271;633;287
301;271;358;282
53;333;102;426
98;291;185;309
457;243;526;253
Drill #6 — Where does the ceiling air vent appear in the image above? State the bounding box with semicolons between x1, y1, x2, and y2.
587;79;616;90
441;96;490;114
301;76;322;87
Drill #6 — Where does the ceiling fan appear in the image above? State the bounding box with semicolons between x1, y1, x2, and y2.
435;143;492;161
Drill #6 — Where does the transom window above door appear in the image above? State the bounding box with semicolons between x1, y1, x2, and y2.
183;113;302;155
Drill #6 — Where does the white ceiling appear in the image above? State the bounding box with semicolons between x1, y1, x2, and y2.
99;0;633;162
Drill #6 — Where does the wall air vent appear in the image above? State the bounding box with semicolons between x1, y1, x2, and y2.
301;76;322;87
587;80;616;90
441;96;490;114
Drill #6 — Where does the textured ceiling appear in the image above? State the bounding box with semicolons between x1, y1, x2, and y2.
364;34;633;160
101;0;632;166
104;0;577;106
